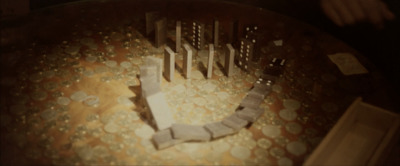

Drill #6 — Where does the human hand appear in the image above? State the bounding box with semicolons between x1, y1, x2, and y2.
321;0;395;28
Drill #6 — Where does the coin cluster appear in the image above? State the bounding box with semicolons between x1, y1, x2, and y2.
0;2;357;166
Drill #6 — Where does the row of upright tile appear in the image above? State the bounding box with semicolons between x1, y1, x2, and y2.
141;11;286;149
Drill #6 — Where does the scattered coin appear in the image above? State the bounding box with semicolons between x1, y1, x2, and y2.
117;96;134;106
57;97;71;106
272;84;283;93
285;122;303;135
70;74;82;82
52;91;64;98
88;128;103;137
43;70;55;78
262;125;281;138
282;99;301;111
269;147;285;158
70;91;87;102
31;91;48;101
191;71;204;80
105;45;115;52
100;133;115;144
120;61;132;69
126;147;139;157
278;157;293;166
75;145;94;161
41;109;58;121
279;109;297;121
192;97;206;106
134;124;155;139
83;95;100;107
104;122;120;133
274;136;289;147
211;141;231;154
105;60;118;67
126;79;139;86
100;76;112;82
60;80;72;87
95;66;108;73
92;145;110;158
83;70;95;77
85;56;97;63
286;141;307;156
230;146;251;160
65;45;80;55
202;82;217;93
257;138;272;149
86;113;99;122
109;142;124;152
254;147;269;158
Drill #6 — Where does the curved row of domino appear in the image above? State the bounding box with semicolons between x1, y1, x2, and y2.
140;53;285;149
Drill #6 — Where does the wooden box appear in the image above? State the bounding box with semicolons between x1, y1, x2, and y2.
304;97;400;166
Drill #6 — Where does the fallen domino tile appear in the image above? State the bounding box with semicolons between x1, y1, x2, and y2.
153;129;184;149
204;122;235;138
222;113;248;131
240;95;264;109
145;92;174;130
171;123;211;141
248;87;269;99
237;107;264;122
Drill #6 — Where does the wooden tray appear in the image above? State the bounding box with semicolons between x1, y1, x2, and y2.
304;97;400;166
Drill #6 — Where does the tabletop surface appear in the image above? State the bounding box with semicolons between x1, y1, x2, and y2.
0;0;397;165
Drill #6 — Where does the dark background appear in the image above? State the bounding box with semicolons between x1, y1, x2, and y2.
2;0;400;96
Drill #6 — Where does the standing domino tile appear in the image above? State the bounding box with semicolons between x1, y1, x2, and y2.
213;19;219;47
176;21;181;53
183;44;192;79
224;44;235;77
207;44;214;79
144;57;163;86
155;18;167;48
164;46;175;82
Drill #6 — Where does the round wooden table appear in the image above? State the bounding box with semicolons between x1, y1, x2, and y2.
1;0;397;165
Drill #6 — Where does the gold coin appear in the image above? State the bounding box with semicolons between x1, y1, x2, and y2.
262;125;281;138
286;141;307;156
70;91;87;102
274;136;289;147
269;147;285;158
279;109;297;121
257;138;272;149
283;99;301;111
57;97;71;106
277;157;293;166
31;90;47;101
104;122;120;133
285;122;303;135
230;145;251;160
254;147;269;158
